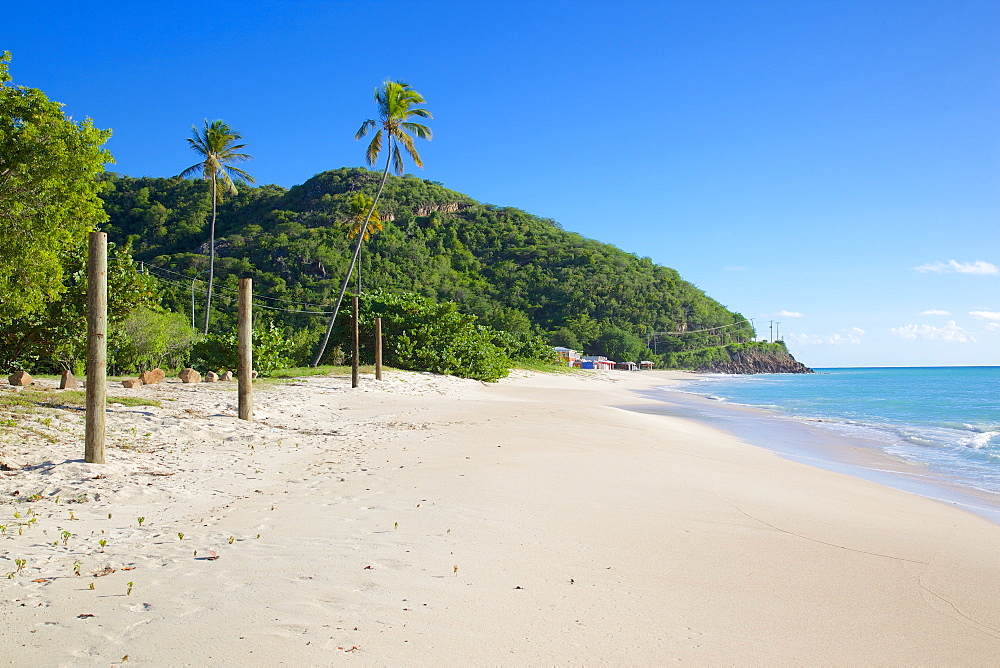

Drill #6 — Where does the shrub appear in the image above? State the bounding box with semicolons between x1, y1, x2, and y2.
112;308;197;373
324;290;512;382
189;321;294;376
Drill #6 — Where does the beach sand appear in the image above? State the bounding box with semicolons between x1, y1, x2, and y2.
2;369;1000;665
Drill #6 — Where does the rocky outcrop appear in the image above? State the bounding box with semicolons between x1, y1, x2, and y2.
698;348;813;374
414;202;470;217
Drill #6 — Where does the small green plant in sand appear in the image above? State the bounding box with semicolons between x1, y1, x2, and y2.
228;536;235;544
61;531;71;545
137;517;145;527
73;561;82;576
16;558;26;573
177;532;184;541
99;539;107;550
126;581;134;596
88;582;94;590
394;522;399;530
68;510;75;520
0;525;6;534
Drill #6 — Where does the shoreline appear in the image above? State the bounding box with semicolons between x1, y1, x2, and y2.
3;369;1000;663
640;373;1000;526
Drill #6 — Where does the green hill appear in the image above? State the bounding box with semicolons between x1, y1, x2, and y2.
98;167;760;365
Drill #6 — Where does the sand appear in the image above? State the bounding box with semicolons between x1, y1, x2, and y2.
2;368;1000;665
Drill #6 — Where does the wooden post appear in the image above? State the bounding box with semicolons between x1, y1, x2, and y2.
238;278;253;421
375;316;383;381
352;295;359;388
85;231;107;464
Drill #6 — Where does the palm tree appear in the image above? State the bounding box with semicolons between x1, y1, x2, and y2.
312;80;431;366
346;192;382;294
180;119;254;334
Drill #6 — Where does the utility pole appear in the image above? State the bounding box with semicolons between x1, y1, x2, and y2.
769;320;774;343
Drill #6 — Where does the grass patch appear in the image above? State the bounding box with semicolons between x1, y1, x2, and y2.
0;388;160;409
512;360;577;374
269;364;383;379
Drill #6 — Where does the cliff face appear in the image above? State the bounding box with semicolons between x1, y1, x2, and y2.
697;346;813;374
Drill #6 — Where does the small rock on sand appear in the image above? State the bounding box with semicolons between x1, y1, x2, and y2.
178;368;202;383
204;371;219;383
8;371;32;386
220;371;233;381
139;368;166;385
122;378;142;389
60;370;78;389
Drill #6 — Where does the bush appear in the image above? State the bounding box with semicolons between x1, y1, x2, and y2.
189;321;294;376
322;290;512;382
112;307;197;373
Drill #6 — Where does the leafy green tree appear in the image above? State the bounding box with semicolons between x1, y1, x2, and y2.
593;326;646;362
346;192;381;293
0;51;112;322
180;119;254;334
313;81;432;365
0;240;161;373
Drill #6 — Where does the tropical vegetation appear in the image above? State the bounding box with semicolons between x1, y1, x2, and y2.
1;60;796;381
180;119;254;334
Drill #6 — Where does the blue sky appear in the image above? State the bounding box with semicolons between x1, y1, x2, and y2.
6;0;998;367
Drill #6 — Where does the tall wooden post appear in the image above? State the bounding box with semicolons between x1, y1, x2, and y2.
352;295;360;388
238;278;253;421
374;317;383;381
85;232;107;464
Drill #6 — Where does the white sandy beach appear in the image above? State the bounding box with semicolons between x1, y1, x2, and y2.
2;368;1000;665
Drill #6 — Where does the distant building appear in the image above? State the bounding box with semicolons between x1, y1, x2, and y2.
640;360;655;370
615;361;638;371
581;355;615;370
553;346;582;367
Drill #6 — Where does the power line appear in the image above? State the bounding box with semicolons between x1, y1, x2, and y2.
144;264;334;308
144;268;334;315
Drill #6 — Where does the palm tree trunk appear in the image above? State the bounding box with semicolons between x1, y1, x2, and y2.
311;143;392;366
203;175;217;335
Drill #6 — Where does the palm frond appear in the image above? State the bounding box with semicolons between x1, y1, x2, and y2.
396;131;423;169
356;118;376;140
365;131;382;166
391;144;404;175
400;122;432;140
224;165;256;184
179;163;204;178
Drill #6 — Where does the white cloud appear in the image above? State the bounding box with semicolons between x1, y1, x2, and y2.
776;310;804;318
914;260;999;275
785;327;865;345
919;309;951;316
889;321;976;343
970;310;1000;322
986;323;1000;332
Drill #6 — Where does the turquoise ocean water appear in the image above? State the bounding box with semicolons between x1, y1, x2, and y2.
644;367;1000;520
